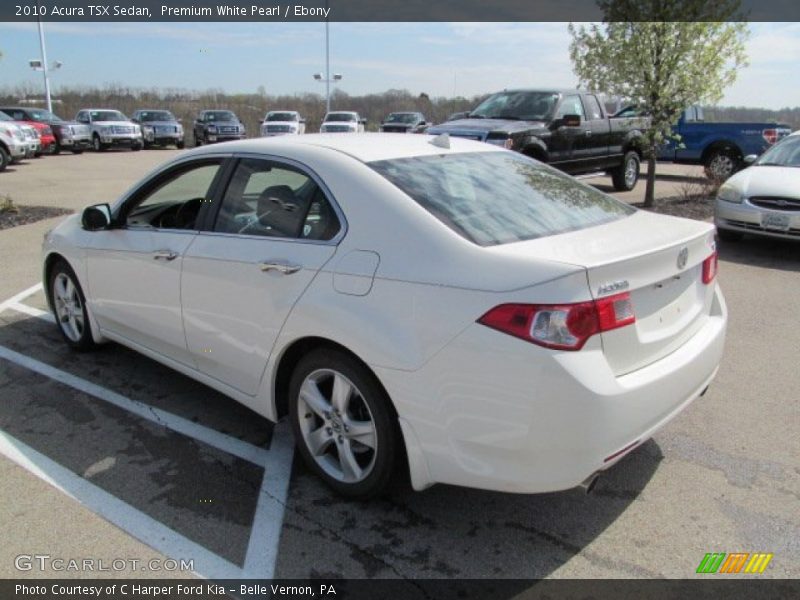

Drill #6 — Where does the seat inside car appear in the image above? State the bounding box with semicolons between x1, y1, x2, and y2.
257;185;306;237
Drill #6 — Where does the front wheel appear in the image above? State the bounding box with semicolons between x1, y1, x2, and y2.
92;135;107;152
176;141;185;150
72;149;84;155
0;146;9;172
131;142;142;151
49;260;96;351
289;349;399;499
611;151;640;191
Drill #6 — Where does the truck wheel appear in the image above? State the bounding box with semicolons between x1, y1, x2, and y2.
194;134;203;147
705;149;738;181
72;149;84;155
176;141;185;150
612;151;640;191
50;143;61;155
0;146;9;172
131;142;142;151
92;135;107;152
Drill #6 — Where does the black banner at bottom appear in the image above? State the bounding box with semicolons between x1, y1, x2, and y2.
3;579;799;600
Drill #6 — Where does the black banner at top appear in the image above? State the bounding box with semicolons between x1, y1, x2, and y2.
4;0;800;22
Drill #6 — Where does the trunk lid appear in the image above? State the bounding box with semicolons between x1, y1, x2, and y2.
491;211;718;375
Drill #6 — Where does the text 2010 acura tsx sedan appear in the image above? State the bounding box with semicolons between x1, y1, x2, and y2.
42;134;727;498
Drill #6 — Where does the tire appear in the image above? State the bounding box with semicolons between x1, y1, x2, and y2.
194;134;203;147
289;348;399;499
34;151;42;158
611;150;640;191
704;148;739;181
72;149;84;155
176;141;185;150
718;229;744;242
92;135;106;152
51;143;61;155
0;146;8;172
49;259;96;351
132;142;142;151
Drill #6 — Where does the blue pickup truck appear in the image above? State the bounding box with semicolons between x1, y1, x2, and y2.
615;105;792;180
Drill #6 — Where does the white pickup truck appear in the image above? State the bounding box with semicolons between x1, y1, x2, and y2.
260;110;306;136
319;111;366;133
75;108;143;152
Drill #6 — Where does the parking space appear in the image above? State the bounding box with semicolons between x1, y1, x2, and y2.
0;151;797;582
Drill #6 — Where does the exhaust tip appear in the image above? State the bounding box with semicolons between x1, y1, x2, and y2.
578;474;600;495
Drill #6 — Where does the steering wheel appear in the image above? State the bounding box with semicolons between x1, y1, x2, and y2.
173;197;204;229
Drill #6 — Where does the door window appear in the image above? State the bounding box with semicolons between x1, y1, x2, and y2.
584;95;604;120
556;95;586;119
124;161;222;230
214;158;341;241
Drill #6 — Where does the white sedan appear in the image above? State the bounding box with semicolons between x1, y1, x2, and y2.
716;131;800;241
42;133;727;498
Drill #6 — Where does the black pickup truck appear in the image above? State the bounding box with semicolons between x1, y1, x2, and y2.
427;89;646;191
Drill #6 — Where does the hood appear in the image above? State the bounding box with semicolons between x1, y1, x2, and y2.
726;165;800;199
429;118;547;136
95;120;137;127
141;120;180;127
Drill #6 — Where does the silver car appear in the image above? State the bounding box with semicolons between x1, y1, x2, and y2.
715;131;800;242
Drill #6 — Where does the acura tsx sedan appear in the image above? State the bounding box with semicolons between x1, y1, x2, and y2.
42;133;727;498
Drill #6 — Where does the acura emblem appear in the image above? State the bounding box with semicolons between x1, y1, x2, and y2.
677;247;689;270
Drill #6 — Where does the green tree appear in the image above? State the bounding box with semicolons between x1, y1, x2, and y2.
569;0;749;206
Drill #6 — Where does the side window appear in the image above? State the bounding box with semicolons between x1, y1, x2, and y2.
214;158;341;241
585;95;604;120
556;95;586;119
10;110;25;120
125;161;222;230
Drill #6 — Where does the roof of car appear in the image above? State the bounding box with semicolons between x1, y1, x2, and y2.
187;132;504;163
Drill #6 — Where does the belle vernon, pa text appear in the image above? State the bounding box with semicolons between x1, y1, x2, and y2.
16;583;338;597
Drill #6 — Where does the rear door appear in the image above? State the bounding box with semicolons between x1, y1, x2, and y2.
181;155;342;395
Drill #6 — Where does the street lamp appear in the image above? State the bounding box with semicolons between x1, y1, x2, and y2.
313;72;343;114
30;13;62;113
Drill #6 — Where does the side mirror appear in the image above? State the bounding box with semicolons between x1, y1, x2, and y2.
360;119;367;125
562;114;582;127
743;154;758;165
82;204;112;231
300;118;306;123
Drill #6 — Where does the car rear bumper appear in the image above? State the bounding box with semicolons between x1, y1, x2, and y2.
377;285;727;494
716;198;800;240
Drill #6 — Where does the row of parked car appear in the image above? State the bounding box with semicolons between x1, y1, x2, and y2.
0;104;433;172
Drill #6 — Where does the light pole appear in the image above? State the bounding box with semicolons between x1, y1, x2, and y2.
313;0;342;114
313;72;342;114
31;12;61;113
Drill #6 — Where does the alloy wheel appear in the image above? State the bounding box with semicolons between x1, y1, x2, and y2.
53;272;85;342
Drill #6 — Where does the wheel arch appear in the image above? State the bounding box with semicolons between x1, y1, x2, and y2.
701;139;743;164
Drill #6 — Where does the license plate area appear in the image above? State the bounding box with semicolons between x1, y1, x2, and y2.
761;212;790;231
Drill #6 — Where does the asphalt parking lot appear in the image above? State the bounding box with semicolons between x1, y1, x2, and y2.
0;149;798;584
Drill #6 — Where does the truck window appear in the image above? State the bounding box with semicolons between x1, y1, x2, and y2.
556;95;585;120
585;95;604;120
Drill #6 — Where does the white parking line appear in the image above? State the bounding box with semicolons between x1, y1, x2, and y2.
0;284;295;579
0;343;271;466
0;430;244;580
0;282;42;313
243;422;295;578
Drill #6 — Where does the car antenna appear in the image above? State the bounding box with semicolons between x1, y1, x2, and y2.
429;132;450;149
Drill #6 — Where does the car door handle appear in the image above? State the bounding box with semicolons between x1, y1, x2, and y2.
259;261;302;275
153;250;179;261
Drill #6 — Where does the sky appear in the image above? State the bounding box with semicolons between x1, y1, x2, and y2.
0;21;798;109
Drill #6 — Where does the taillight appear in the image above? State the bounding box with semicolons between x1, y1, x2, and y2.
702;251;718;284
762;129;778;145
478;292;635;351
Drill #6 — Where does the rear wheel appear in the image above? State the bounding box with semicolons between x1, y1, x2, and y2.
49;260;96;351
612;151;640;191
0;146;9;172
705;148;739;181
289;348;399;498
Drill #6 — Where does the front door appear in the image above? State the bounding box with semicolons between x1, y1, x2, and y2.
86;159;225;366
181;157;342;395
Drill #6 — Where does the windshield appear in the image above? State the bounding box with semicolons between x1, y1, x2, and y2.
138;111;175;122
370;152;634;246
386;113;418;124
325;113;356;122
266;112;298;122
756;136;800;167
470;91;559;121
205;111;237;122
91;110;127;122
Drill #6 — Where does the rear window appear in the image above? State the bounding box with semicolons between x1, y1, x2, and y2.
370;152;634;246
